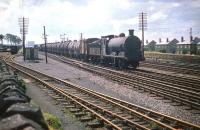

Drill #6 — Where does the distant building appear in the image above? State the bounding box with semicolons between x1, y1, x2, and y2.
146;40;156;51
145;36;200;55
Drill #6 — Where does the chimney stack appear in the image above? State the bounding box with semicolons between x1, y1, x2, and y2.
159;38;161;43
181;36;184;42
146;40;148;44
190;36;193;42
129;29;134;36
166;38;169;42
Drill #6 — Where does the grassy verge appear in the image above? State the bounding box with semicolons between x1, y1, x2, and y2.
18;79;27;92
43;113;63;130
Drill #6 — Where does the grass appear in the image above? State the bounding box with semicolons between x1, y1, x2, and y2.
149;121;161;130
43;113;63;130
18;79;27;92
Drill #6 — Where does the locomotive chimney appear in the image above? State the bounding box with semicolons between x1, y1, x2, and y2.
159;38;161;43
129;29;134;36
181;36;184;42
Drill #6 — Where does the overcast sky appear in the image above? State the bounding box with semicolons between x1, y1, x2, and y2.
0;0;200;44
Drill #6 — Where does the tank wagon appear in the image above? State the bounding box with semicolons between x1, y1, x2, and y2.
41;29;142;68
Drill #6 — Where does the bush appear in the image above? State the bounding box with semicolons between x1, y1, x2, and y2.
159;49;166;53
182;49;189;54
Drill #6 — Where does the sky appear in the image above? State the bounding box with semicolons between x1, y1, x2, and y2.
0;0;200;45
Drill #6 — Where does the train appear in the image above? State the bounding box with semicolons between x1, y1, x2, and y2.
40;29;142;68
0;45;20;55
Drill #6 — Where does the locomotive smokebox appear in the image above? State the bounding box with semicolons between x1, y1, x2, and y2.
129;29;134;36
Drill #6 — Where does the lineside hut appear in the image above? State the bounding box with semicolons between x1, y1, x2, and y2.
25;41;38;60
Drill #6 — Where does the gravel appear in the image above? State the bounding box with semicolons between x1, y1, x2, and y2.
15;54;200;125
24;79;87;130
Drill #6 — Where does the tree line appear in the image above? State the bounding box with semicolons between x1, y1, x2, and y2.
0;34;22;46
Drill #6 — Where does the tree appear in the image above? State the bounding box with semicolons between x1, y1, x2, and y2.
0;34;4;45
15;37;22;45
5;34;22;45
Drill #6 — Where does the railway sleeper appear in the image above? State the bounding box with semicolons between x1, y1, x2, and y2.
118;125;132;130
51;95;63;100
86;100;101;104
118;114;134;120
69;108;82;113
170;102;183;106
80;116;94;122
64;105;75;109
86;120;104;128
74;112;87;117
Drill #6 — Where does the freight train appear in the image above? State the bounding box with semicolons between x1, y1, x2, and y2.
40;29;142;68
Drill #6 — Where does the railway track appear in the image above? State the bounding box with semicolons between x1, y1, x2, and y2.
144;59;200;70
126;69;200;93
140;61;200;77
46;54;200;111
4;56;200;129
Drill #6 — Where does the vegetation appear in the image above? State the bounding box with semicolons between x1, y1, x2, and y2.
18;79;26;92
182;48;189;54
149;121;161;130
0;34;22;45
190;44;197;55
144;48;149;51
145;51;200;63
43;113;63;130
0;34;4;45
159;49;166;53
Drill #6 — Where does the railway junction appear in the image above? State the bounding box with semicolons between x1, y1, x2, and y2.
1;52;199;130
1;1;200;130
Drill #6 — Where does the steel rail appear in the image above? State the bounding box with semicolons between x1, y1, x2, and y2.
5;56;192;129
50;55;200;109
5;58;175;129
5;55;200;129
5;57;172;129
141;62;200;77
4;59;123;130
129;70;200;92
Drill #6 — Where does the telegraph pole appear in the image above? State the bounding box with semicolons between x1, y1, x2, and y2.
190;27;193;43
139;12;147;60
19;17;29;61
43;26;48;63
22;18;25;61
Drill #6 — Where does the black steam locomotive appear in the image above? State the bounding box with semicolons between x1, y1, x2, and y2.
40;29;142;68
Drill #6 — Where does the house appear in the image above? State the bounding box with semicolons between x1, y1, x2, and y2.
154;38;179;53
146;40;156;51
166;38;179;53
155;38;168;52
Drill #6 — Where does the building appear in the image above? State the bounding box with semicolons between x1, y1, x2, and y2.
154;38;179;53
145;37;200;55
25;41;38;60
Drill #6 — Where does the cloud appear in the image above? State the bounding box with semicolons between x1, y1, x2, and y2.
0;0;200;45
149;12;168;22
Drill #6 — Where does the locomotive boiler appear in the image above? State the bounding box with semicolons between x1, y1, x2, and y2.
87;29;142;68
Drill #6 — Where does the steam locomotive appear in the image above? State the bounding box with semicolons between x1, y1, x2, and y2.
40;29;142;68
